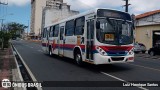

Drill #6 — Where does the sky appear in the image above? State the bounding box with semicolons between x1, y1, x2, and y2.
0;0;160;32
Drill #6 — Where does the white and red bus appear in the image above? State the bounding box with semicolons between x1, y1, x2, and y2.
42;8;134;65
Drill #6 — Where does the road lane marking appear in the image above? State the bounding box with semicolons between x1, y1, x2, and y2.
136;54;160;60
100;71;148;90
38;50;43;52
12;45;43;90
25;45;29;47
11;44;26;90
135;58;160;63
128;63;160;72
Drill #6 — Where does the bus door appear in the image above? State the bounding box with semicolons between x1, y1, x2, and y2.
86;20;94;61
42;28;49;53
58;26;64;56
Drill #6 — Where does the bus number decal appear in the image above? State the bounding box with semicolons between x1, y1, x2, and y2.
105;34;114;41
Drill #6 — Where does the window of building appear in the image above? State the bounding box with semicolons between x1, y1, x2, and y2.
65;20;75;36
75;17;85;35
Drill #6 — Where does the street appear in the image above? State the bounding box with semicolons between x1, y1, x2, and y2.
12;40;160;90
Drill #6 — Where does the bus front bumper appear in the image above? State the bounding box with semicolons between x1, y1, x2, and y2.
93;54;134;65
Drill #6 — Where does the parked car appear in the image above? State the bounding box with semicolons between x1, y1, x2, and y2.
134;43;146;53
148;43;160;56
12;37;16;40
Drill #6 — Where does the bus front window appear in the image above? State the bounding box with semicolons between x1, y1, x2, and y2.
96;18;133;45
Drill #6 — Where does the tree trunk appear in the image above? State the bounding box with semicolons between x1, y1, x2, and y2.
1;38;4;50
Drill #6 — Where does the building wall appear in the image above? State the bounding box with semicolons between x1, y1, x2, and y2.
135;25;160;50
31;0;79;37
135;12;160;50
31;0;46;36
30;0;36;35
34;0;46;36
136;13;160;26
43;7;79;27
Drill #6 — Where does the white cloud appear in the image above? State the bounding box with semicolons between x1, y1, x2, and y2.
130;0;160;15
64;0;160;15
1;0;31;6
64;0;124;11
3;0;159;14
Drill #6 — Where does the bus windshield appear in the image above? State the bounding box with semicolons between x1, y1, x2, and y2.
96;18;133;45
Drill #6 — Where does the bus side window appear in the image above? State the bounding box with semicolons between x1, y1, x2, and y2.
75;16;85;35
53;24;59;37
60;26;64;40
65;19;75;36
52;26;55;37
90;20;94;39
49;26;52;37
42;28;44;38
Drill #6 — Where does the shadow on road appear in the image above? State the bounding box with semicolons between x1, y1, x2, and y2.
45;54;132;73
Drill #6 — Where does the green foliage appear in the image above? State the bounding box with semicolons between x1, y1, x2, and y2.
0;22;27;49
0;31;11;48
7;22;28;38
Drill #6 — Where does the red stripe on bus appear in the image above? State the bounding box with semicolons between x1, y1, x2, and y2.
98;46;133;51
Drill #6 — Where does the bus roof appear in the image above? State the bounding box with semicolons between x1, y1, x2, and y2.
44;8;130;28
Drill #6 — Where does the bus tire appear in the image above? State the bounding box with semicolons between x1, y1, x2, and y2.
149;51;155;56
75;51;83;66
49;47;52;56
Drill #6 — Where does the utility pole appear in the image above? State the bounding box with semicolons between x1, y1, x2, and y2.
0;1;8;31
0;19;5;31
0;1;8;50
123;0;131;12
27;20;29;37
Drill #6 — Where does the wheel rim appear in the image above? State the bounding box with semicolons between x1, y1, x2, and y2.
150;51;154;56
49;50;52;56
76;54;81;64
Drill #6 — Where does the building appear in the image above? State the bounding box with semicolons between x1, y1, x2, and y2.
30;0;79;39
42;0;79;28
135;10;160;50
30;0;46;39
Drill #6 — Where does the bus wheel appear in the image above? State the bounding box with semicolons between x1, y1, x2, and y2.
150;51;155;56
49;48;52;56
75;51;83;66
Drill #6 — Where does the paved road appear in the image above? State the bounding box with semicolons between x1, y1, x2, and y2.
12;40;160;90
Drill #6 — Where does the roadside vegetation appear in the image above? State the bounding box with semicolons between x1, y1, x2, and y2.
0;22;27;49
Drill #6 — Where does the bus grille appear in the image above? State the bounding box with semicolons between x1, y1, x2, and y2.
111;57;124;61
107;51;127;56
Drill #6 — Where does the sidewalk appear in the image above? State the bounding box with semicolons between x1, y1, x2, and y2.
0;46;21;90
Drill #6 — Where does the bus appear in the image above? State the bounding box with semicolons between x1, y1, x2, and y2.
42;8;134;65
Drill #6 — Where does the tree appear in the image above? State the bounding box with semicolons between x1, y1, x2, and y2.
7;22;28;38
0;22;27;49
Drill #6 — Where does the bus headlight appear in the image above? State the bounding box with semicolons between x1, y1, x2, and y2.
96;46;107;56
128;49;134;55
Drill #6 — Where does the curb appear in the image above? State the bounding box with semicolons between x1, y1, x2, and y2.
11;44;26;90
11;43;43;90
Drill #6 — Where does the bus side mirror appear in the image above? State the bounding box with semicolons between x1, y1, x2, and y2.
96;21;100;29
131;14;135;29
